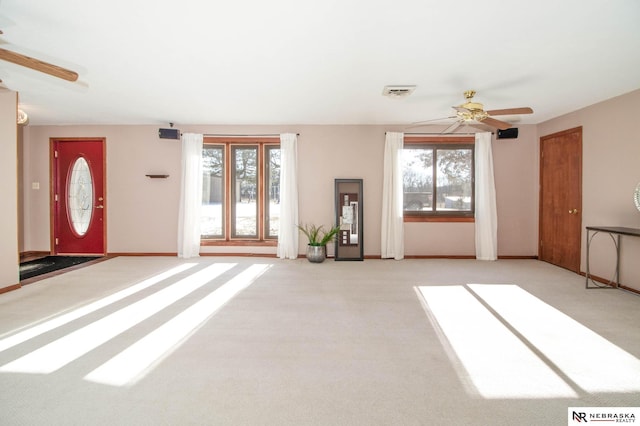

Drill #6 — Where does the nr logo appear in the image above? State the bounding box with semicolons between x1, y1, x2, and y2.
572;411;588;422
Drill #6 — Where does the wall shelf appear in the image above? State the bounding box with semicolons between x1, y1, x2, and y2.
145;174;169;179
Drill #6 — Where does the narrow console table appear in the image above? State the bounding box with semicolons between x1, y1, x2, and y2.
585;226;640;289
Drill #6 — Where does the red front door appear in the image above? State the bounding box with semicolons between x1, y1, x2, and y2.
52;138;106;255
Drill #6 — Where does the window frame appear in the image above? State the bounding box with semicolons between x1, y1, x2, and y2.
230;145;259;239
201;144;225;239
201;137;280;246
264;145;281;240
403;136;475;222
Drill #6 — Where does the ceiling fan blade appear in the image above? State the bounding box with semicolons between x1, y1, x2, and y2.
442;120;463;134
468;123;494;132
409;116;457;127
479;116;512;130
485;107;533;116
453;106;471;113
0;47;78;82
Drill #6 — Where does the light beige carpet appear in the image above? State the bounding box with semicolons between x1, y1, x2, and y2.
0;257;638;425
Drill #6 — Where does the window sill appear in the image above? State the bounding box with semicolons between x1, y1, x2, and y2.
404;216;475;223
201;239;278;247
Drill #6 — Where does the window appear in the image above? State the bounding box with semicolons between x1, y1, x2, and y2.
201;138;280;243
402;137;474;220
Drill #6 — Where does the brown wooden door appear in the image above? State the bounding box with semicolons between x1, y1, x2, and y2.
539;127;582;272
51;138;106;255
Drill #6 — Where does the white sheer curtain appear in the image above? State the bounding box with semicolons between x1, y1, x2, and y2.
277;133;299;259
381;132;404;260
475;132;498;260
177;133;203;258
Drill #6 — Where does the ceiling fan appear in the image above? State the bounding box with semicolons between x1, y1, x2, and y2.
414;90;533;133
0;30;78;82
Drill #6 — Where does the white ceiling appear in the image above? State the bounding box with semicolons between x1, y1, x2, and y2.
1;0;639;127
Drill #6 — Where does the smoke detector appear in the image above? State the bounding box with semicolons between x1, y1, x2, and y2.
382;85;416;98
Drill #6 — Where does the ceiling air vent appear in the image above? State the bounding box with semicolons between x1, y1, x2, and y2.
382;85;416;98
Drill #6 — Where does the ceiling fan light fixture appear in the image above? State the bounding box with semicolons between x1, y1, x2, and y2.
420;90;533;131
473;110;489;121
17;108;28;125
456;108;488;122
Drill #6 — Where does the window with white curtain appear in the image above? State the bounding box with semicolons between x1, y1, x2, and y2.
402;137;475;219
201;138;280;242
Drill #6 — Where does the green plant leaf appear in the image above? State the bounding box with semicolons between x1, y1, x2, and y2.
298;223;340;246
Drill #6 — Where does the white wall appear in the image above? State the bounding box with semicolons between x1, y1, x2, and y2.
12;90;640;291
22;125;184;254
0;90;18;291
538;89;640;291
21;123;540;258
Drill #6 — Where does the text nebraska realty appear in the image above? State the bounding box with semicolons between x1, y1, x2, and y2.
573;411;636;422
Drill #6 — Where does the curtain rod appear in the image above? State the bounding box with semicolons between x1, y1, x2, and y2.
200;133;300;137
394;132;494;135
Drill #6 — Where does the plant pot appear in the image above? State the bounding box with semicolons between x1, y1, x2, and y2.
306;245;327;263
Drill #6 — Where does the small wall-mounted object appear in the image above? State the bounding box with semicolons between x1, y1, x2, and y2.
497;128;519;139
145;174;170;179
158;128;180;140
17;109;29;125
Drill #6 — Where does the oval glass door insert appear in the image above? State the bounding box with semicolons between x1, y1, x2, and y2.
67;157;93;236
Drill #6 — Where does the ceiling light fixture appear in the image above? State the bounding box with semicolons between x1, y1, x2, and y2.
454;90;488;122
17;109;28;125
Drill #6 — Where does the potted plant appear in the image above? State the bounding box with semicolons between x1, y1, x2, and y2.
297;223;340;263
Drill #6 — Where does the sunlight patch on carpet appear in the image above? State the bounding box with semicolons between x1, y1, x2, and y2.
84;263;272;387
417;285;577;399
0;263;236;374
0;263;197;353
468;284;640;393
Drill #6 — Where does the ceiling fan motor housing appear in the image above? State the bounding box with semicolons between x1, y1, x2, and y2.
462;101;483;111
457;102;488;121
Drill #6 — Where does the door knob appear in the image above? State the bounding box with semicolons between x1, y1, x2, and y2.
569;208;578;214
96;205;104;209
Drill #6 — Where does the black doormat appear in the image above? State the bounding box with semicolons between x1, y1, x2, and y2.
20;256;100;281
